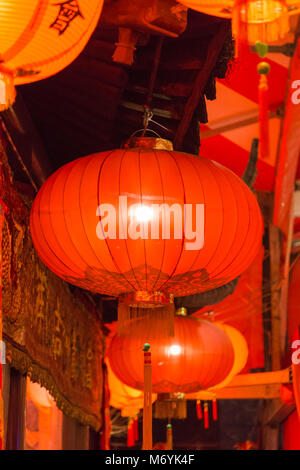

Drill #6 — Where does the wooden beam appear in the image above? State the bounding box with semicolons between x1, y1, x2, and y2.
263;399;295;425
256;191;273;224
227;368;291;387
187;384;281;400
173;21;230;150
186;369;291;400
280;196;294;352
200;109;280;139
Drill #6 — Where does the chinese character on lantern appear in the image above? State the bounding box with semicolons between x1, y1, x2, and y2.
50;1;84;35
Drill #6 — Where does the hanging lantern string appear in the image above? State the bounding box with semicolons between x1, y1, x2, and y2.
255;41;270;160
142;106;171;136
142;343;152;451
166;423;173;450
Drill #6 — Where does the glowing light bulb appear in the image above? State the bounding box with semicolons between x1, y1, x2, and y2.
169;344;182;356
133;205;153;223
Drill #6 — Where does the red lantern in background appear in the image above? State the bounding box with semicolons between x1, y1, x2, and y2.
177;1;300;45
0;0;104;110
107;315;235;393
30;139;262;334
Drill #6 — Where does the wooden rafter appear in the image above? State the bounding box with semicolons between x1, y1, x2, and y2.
173;20;231;150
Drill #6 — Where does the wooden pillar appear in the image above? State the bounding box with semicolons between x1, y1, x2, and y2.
269;224;281;371
62;415;89;450
5;367;26;450
2;363;11;448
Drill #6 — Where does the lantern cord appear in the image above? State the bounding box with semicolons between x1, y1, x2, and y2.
143;108;171;135
166;424;173;451
142;344;152;451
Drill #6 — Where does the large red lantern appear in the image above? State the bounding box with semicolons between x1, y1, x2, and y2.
30;139;262;307
107;315;235;393
0;0;104;111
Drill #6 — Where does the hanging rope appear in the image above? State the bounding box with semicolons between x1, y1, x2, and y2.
142;343;152;450
255;42;271;160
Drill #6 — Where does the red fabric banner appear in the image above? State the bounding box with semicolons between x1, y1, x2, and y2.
273;38;300;232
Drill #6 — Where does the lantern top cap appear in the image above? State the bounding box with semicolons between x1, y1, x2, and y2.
125;137;174;151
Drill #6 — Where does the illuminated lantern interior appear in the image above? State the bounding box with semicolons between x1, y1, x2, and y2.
177;0;300;44
108;316;235;393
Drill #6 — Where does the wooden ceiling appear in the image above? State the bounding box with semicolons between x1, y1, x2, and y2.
18;10;232;173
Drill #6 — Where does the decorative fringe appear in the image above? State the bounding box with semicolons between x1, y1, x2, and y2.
118;300;175;338
113;27;138;66
166;424;173;451
4;342;101;431
154;393;187;420
196;399;202;420
204;402;209;429
212;396;218;421
142;344;152;450
134;414;139;442
127;418;135;448
258;70;270;159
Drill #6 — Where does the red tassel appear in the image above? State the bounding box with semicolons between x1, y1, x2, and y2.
204;402;209;429
212;396;218;421
134;414;139;443
257;63;270;160
127;418;135;447
196;400;202;420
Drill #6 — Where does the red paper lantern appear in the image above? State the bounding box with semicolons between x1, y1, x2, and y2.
30;141;263;300
0;0;104;110
178;1;300;45
107;316;235;393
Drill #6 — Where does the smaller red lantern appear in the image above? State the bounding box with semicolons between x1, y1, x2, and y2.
108;315;235;394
